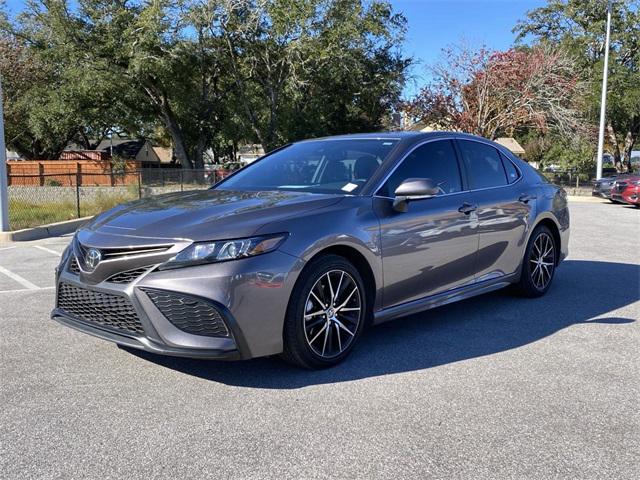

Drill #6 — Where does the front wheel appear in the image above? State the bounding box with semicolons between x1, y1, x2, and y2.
515;225;557;297
281;255;366;369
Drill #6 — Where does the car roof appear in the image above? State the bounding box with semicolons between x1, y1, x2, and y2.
295;131;498;144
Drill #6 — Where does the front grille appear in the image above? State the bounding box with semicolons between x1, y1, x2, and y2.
57;282;144;335
107;266;153;284
78;243;171;260
68;257;81;274
142;288;229;338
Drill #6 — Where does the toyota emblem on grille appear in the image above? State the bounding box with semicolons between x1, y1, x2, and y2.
84;248;102;271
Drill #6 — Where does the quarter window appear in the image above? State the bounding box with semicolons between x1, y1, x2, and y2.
500;152;520;184
379;140;462;197
458;140;508;189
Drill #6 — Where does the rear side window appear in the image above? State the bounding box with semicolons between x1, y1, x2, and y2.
379;140;462;197
458;140;508;189
499;152;520;184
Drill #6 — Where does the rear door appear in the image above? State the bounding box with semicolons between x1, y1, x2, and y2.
373;139;479;308
456;139;531;282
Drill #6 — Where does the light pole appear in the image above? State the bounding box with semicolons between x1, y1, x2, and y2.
596;0;612;180
0;78;9;232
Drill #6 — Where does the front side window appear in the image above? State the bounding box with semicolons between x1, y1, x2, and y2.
218;139;398;194
458;140;508;189
378;140;462;197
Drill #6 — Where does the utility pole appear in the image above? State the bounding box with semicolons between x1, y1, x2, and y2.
596;0;613;180
0;78;10;232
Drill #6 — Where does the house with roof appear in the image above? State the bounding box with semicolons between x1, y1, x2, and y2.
61;139;173;168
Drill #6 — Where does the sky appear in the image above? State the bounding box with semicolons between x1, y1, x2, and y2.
390;0;545;95
4;0;546;97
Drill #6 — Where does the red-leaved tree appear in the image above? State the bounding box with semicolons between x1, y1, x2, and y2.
403;44;586;139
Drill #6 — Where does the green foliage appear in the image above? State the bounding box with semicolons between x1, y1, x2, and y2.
519;131;595;174
1;0;409;164
515;0;640;172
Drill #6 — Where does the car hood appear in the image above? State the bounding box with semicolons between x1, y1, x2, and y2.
82;188;344;242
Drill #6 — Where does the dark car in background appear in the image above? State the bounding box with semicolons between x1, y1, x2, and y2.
592;175;622;201
52;132;570;369
611;175;640;207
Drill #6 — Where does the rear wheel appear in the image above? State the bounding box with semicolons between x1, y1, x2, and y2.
515;225;557;297
282;255;366;369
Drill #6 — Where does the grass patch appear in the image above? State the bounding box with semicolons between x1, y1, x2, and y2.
8;199;79;230
8;191;139;230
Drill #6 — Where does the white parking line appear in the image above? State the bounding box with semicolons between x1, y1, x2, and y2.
0;286;55;294
33;245;62;256
0;246;18;252
0;265;40;290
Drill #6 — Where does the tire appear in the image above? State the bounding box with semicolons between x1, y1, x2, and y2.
281;254;367;369
514;225;557;298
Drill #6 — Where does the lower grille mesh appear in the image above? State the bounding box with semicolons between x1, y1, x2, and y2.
142;289;229;338
57;282;144;334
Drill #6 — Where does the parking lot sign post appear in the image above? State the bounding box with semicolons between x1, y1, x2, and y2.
0;78;10;232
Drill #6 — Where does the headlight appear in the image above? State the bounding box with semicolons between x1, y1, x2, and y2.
158;233;288;270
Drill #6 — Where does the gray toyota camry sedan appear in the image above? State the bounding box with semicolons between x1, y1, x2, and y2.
52;132;569;368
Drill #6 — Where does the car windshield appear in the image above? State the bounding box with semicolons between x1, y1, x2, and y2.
218;139;399;194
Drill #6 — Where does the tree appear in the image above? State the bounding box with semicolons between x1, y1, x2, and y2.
403;44;585;140
0;4;146;159
0;35;75;158
2;0;409;164
218;0;409;151
515;0;640;172
3;0;232;168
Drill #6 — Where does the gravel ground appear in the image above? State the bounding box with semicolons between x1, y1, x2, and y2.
1;199;638;480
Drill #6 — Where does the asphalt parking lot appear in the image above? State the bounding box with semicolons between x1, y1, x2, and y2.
1;199;638;479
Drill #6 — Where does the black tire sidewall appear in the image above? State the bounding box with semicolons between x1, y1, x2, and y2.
519;225;556;297
283;255;367;368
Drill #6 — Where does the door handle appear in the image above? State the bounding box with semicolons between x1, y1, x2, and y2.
518;194;536;203
458;202;477;214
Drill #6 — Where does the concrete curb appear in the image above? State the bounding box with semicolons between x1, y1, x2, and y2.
0;217;92;242
567;196;609;203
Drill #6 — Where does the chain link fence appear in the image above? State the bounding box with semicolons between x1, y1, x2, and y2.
7;168;235;230
541;170;600;188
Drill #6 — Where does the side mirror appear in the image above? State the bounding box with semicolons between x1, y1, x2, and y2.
392;178;439;212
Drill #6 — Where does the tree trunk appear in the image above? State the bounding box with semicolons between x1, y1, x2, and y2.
162;112;191;169
143;84;192;169
606;123;623;172
621;131;635;173
192;137;206;183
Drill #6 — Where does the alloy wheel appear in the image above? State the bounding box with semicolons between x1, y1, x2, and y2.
303;269;362;358
529;232;555;291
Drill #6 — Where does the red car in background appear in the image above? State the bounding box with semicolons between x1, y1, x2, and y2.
610;175;640;207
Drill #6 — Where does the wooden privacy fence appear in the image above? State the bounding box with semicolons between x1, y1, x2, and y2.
6;160;142;186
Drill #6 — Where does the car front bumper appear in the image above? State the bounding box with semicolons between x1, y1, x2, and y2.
52;249;304;360
591;189;611;198
621;186;640;205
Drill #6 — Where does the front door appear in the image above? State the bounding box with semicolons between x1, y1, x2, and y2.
373;140;479;309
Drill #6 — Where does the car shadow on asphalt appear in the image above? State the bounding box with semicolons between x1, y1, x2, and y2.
123;260;638;389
